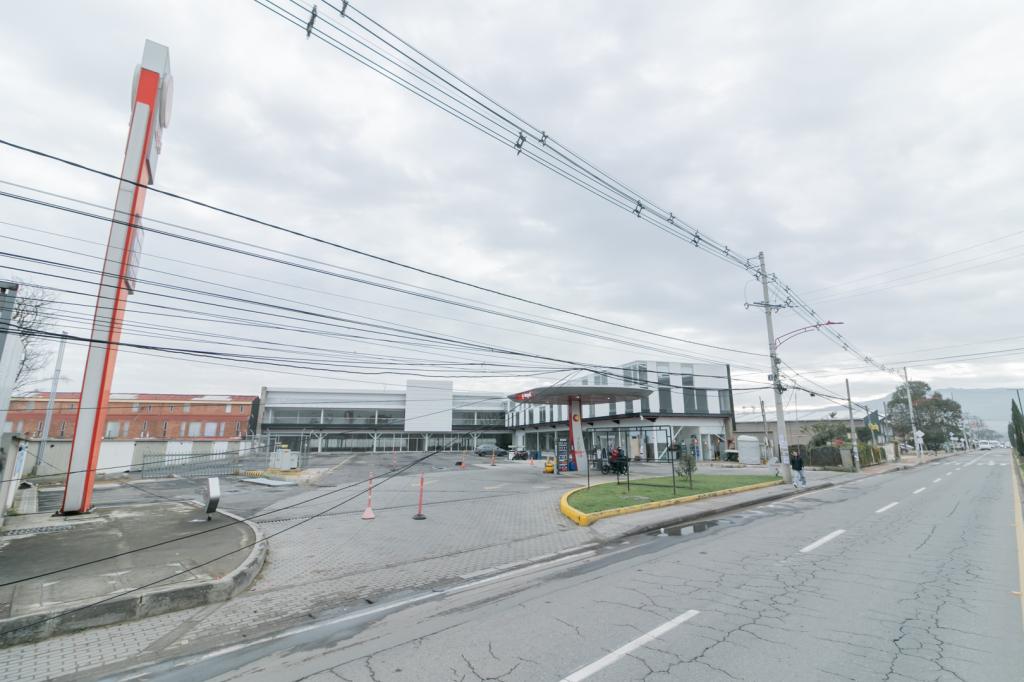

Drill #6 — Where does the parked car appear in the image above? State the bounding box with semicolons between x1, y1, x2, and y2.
475;444;508;457
508;448;529;460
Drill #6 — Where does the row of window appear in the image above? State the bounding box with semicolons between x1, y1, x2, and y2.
21;401;248;414
265;408;506;426
2;420;246;439
509;389;733;426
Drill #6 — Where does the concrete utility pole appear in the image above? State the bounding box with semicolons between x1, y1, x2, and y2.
757;252;791;483
904;367;922;461
845;378;860;471
36;332;67;472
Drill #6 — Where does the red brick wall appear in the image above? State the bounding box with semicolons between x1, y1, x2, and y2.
4;394;255;441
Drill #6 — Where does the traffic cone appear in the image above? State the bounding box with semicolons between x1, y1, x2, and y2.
361;473;376;520
412;473;426;520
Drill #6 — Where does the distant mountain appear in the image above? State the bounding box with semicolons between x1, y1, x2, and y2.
862;387;1021;431
933;388;1020;430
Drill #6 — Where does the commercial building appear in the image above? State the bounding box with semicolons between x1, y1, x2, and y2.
257;380;512;452
4;392;258;442
507;361;736;461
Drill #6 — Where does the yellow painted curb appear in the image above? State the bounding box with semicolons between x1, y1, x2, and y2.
560;479;783;527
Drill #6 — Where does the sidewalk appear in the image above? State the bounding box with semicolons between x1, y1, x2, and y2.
0;501;265;646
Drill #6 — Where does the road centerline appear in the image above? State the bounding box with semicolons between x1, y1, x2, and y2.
560;610;700;682
800;529;846;553
875;502;899;514
934;478;942;483
913;487;926;495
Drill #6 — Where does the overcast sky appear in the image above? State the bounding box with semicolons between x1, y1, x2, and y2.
1;0;1022;422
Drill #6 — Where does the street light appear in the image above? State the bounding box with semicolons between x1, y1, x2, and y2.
775;321;843;348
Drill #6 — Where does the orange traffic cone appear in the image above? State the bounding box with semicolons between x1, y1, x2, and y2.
361;473;376;520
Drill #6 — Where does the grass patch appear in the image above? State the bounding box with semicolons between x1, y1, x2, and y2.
568;474;778;514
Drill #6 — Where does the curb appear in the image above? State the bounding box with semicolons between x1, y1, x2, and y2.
0;509;267;647
576;451;966;538
561;480;784;527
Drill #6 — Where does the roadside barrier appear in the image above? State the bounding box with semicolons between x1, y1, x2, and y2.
413;473;426;520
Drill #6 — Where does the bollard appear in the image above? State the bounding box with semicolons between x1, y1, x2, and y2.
361;472;376;520
412;473;426;520
529;452;534;466
490;451;496;467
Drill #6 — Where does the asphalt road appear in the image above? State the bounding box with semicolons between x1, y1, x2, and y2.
113;450;1024;682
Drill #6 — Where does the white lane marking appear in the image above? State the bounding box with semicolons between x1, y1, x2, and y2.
1001;463;1009;466
560;610;700;682
989;461;996;466
933;478;942;483
800;529;846;553
946;472;953;476
875;502;899;514
913;487;926;495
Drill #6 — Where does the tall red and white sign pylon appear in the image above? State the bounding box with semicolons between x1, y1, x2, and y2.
61;40;173;514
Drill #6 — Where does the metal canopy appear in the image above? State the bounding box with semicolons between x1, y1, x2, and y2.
508;385;652;406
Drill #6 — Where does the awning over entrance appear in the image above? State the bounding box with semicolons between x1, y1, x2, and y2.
508;385;652;405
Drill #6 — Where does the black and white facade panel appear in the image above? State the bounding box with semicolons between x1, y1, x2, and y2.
507;361;737;461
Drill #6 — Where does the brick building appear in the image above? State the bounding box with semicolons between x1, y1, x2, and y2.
3;393;258;441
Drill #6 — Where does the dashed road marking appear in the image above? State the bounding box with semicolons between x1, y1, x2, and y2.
800;529;846;553
913;487;926;495
560;610;700;681
934;478;942;483
946;472;954;476
875;502;899;514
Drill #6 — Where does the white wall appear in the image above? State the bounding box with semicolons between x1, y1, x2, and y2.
404;380;453;431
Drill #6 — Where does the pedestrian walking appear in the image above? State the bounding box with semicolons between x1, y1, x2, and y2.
791;451;806;488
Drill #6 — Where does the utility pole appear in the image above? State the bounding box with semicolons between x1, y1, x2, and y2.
757;252;791;482
759;398;770;464
904;367;922;462
36;332;67;473
845;378;860;471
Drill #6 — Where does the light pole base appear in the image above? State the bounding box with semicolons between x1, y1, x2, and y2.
778;463;793;483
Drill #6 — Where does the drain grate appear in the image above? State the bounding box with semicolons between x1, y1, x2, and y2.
2;525;74;537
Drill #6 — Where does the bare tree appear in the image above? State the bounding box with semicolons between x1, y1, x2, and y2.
11;282;58;393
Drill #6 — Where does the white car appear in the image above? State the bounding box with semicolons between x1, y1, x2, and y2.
978;441;993;451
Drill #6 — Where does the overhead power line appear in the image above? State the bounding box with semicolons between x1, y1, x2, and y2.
249;0;894;378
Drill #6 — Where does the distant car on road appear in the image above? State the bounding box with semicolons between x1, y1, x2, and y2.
979;441;993;450
474;444;508;457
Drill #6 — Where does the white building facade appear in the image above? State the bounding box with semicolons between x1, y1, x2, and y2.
507;361;736;461
257;380;512;453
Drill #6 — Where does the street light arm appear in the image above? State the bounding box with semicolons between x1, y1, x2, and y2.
775;321;843;348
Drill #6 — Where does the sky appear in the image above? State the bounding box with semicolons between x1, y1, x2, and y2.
1;0;1022;425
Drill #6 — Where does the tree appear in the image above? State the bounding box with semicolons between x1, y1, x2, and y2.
10;283;57;393
886;383;963;450
1010;400;1024;458
885;381;930;439
676;452;697;488
804;421;848;448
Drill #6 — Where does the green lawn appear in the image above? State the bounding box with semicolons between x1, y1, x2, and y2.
568;473;779;514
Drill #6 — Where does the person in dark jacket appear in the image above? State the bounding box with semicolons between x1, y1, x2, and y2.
790;452;806;488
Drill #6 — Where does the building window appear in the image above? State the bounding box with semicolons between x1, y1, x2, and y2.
182;404;190;414
180;422;186;437
658;371;672;414
695;389;709;414
168;405;174;413
218;422;225;437
105;421;120;438
35;421;43;437
239;404;245;413
162;421;168;438
225;404;232;414
718;390;733;414
141;421;149;437
58;421;66;438
132;402;140;412
198;422;212;437
235;421;242;437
